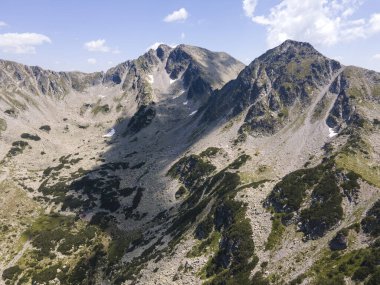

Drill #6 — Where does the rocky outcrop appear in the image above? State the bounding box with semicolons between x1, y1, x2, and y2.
327;67;380;130
124;103;156;135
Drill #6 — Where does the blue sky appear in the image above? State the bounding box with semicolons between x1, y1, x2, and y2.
0;0;379;72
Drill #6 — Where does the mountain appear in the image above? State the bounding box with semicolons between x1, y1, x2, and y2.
201;40;341;135
0;41;379;285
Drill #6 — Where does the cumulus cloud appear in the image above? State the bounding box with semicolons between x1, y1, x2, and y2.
164;8;188;23
146;42;177;51
87;58;97;64
0;21;7;28
243;0;380;47
369;13;380;33
0;33;51;54
373;54;380;59
146;42;164;51
243;0;258;17
84;39;110;52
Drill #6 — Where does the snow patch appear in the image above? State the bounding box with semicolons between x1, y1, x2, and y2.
183;101;188;105
147;75;154;84
173;90;185;99
169;78;178;85
189;110;198;116
98;95;105;98
103;128;115;138
328;128;338;138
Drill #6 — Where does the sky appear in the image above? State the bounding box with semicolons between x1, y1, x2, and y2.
0;0;379;72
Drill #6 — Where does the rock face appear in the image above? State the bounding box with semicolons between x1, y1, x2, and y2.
201;40;341;135
327;67;380;130
1;40;380;285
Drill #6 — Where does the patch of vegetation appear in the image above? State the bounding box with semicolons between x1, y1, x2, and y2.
66;245;106;285
20;133;41;141
233;132;247;145
108;230;142;264
2;211;149;284
329;228;349;251
80;103;93;115
31;264;61;284
167;197;211;239
175;186;188;199
267;160;345;239
195;215;214;240
39;125;51;132
77;123;89;129
361;199;380;237
123;187;144;218
2;265;21;281
0;118;7;134
289;274;307;285
116;103;123;112
168;154;216;190
6;140;29;157
309;242;380;285
251;272;270;285
182;170;264;284
265;214;285;250
92;103;111;115
100;191;121;212
187;231;221;258
300;173;343;239
203;201;258;284
336;153;380;188
266;165;325;213
4;108;18;118
341;171;360;202
227;154;251;169
200;147;222;158
311;94;330;123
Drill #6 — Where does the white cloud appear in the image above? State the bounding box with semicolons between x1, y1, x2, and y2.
373;54;380;59
146;42;164;51
87;58;97;64
0;33;51;54
181;32;186;39
332;55;344;61
0;21;7;28
243;0;380;47
369;13;380;32
84;39;120;53
146;42;177;52
243;0;258;17
164;8;188;23
84;39;110;52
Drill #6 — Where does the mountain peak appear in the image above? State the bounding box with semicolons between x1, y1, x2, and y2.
260;39;322;62
279;39;315;49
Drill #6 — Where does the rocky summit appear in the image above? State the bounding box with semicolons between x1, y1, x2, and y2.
0;40;380;285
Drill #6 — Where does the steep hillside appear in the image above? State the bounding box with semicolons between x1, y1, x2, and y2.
0;41;379;285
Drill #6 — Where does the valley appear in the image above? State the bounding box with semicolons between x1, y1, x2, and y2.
0;40;379;285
